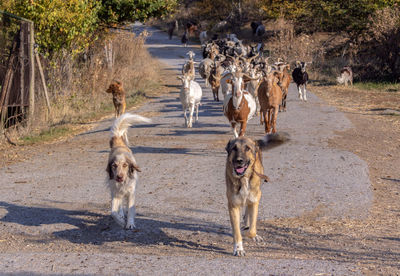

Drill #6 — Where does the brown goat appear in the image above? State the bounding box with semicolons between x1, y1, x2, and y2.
106;80;126;118
278;64;291;112
208;62;223;101
257;72;282;133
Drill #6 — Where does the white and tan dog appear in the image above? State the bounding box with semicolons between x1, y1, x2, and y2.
106;113;151;229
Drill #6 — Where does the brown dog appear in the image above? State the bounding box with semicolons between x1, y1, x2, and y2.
225;132;289;256
106;80;126;117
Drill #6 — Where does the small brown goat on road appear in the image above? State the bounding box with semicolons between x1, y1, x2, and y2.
106;80;126;118
258;72;282;133
208;62;223;101
277;64;291;112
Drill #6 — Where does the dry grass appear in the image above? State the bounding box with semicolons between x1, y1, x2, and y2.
1;30;159;144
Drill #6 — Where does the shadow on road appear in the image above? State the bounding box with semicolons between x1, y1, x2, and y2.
0;201;227;254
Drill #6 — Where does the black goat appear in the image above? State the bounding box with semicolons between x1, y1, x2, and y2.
251;21;262;34
292;61;309;101
181;31;188;47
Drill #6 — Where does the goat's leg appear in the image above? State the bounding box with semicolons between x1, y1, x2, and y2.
303;84;307;101
298;84;303;101
264;110;271;133
231;122;238;138
260;111;265;125
195;103;200;122
255;97;260;116
183;107;188;127
239;120;248;137
188;104;194;128
272;107;279;133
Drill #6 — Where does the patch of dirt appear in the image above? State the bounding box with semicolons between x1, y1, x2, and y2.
262;85;400;274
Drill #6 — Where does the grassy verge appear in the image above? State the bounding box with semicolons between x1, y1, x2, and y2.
353;81;400;92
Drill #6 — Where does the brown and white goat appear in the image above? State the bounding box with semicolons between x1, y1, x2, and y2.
223;72;257;137
337;66;353;86
258;72;282;133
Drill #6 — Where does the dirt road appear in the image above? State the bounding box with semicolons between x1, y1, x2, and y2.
0;24;372;274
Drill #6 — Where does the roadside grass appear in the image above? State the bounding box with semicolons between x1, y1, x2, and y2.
353;81;400;92
19;90;147;145
21;126;71;145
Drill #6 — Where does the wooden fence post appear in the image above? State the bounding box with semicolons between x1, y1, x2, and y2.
28;21;35;125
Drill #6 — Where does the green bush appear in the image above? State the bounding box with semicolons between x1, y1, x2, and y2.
3;0;101;56
98;0;177;25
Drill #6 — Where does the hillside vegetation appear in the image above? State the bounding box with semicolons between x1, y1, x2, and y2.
176;0;400;81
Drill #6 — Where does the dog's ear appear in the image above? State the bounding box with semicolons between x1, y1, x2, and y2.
225;139;235;154
106;162;114;179
256;132;290;151
127;158;141;177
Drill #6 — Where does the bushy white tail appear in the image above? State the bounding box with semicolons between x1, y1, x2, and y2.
111;113;151;145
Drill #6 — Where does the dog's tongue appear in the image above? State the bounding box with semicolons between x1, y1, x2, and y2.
236;167;246;174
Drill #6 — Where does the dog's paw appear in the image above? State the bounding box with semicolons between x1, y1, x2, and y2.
233;249;245;257
125;222;136;230
233;242;245;257
251;235;264;243
111;213;126;228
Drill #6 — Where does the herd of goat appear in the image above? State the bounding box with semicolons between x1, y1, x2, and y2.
178;35;316;137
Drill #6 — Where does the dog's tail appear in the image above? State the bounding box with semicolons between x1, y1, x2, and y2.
257;132;290;151
110;113;151;147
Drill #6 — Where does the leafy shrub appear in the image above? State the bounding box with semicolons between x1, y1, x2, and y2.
3;0;101;57
98;0;177;25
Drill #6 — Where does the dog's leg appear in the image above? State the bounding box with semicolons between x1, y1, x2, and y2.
243;206;250;230
229;204;245;256
245;201;263;242
111;197;125;228
126;188;136;230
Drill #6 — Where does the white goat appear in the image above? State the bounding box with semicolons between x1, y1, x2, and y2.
199;31;208;45
337;66;353;86
182;51;196;80
178;75;202;128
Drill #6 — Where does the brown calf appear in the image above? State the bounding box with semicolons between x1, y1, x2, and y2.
257;72;282;133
